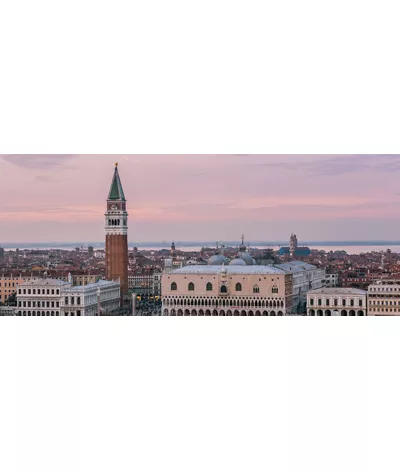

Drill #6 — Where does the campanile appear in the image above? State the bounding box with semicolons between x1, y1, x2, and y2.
105;163;129;297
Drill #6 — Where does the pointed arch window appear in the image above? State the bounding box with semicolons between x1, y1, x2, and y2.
220;285;227;294
188;282;195;291
272;286;279;294
171;282;177;291
235;283;242;292
206;282;213;291
253;285;260;294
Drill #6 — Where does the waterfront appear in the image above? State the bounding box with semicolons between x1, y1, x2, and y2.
3;243;400;255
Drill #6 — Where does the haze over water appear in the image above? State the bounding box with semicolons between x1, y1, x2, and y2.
3;242;400;255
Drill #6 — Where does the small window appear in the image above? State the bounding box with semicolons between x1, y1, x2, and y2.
235;283;242;292
171;282;177;291
206;282;213;291
253;285;260;294
188;283;195;291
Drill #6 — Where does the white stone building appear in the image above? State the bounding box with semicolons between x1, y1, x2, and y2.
0;306;17;316
325;273;340;288
16;278;120;316
367;280;400;316
307;288;367;316
277;261;326;314
62;280;120;316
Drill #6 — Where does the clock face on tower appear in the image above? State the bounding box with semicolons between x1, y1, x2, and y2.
111;204;117;210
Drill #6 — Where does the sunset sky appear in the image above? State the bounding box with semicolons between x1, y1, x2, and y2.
0;154;399;243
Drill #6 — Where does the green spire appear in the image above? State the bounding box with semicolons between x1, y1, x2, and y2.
108;163;126;201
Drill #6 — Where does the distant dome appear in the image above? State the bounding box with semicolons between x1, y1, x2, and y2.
238;251;256;266
229;258;246;266
208;254;226;266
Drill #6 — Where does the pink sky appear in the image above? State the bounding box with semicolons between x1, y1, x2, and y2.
0;154;400;243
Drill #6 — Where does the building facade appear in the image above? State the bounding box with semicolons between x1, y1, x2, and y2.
16;279;69;316
105;163;129;297
162;265;293;316
277;261;326;314
16;279;120;316
307;288;367;316
73;274;102;286
367;280;400;316
0;275;39;304
128;272;162;297
325;273;340;288
61;280;120;316
0;306;17;316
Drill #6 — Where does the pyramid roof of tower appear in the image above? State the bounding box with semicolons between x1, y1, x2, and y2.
108;165;126;201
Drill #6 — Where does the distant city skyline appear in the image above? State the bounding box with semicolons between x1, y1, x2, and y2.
1;154;400;243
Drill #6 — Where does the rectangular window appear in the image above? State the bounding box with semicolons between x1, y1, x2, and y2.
65;297;69;305
318;299;322;306
28;289;31;295
342;299;346;306
77;297;81;305
334;299;338;306
359;299;363;307
326;299;330;306
310;299;314;306
33;289;36;295
51;301;54;308
56;302;59;308
52;289;54;295
47;290;50;295
71;297;75;306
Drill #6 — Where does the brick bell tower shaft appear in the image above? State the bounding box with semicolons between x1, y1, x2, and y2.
105;163;129;298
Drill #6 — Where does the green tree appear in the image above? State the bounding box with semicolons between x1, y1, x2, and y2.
7;292;17;306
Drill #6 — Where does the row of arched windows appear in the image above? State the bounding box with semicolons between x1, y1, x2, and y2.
163;298;285;308
108;219;121;227
164;309;285;317
170;282;279;294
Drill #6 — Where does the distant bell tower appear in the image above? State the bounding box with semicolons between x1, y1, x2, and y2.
105;163;129;298
290;233;298;257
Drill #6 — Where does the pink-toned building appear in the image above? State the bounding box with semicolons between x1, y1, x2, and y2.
162;265;293;316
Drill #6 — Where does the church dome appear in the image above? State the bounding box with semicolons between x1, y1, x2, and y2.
208;254;226;266
238;251;256;265
229;258;246;266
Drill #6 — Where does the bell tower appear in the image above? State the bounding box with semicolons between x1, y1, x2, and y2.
105;163;129;298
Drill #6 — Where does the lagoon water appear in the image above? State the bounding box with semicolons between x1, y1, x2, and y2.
3;244;400;255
